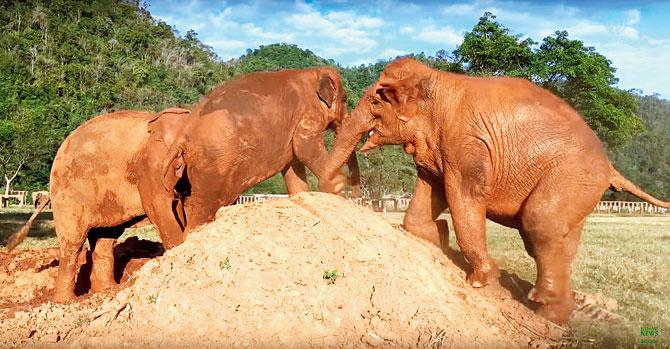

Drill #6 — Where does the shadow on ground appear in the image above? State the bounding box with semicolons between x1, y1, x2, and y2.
443;246;538;312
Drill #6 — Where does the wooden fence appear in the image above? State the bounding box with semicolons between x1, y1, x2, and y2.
0;191;665;215
0;190;27;207
235;195;669;215
593;200;668;214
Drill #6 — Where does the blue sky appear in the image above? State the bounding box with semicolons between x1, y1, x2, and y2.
149;0;670;98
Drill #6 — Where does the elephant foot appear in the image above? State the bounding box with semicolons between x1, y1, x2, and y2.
52;290;75;304
90;278;116;293
528;286;575;325
534;298;575;325
467;262;499;288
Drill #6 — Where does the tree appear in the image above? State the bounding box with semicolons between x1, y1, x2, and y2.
235;43;331;74
534;31;642;147
0;115;45;195
454;12;536;77
608;93;670;201
0;0;231;191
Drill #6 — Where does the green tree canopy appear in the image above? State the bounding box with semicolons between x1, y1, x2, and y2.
234;43;332;74
0;0;230;192
454;12;536;77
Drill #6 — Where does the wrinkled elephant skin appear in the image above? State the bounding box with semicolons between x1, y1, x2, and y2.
325;58;670;324
165;67;359;232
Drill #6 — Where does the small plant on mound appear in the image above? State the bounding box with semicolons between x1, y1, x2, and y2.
219;257;231;270
323;270;338;284
147;294;157;304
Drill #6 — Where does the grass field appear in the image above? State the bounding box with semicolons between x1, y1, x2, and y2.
1;207;668;348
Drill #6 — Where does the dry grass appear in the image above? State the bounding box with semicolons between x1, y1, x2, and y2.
2;207;668;347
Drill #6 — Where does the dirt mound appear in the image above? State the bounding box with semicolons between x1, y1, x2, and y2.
0;248;59;308
1;193;562;348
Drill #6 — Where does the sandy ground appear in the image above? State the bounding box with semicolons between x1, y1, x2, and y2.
1;193;625;348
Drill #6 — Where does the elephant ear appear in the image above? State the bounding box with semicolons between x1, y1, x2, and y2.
377;76;429;123
317;74;336;109
148;107;192;147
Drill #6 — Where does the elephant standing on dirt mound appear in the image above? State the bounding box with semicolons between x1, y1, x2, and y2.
323;58;670;324
163;67;359;232
6;109;192;302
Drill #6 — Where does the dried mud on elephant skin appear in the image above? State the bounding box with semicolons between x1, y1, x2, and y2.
1;193;566;348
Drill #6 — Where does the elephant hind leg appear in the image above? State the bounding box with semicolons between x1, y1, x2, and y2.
88;227;123;293
519;172;600;324
88;216;147;292
518;228;536;259
524;218;584;325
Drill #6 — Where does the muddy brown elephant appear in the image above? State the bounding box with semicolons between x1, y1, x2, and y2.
6;109;192;302
324;58;670;324
32;191;50;209
163;67;359;232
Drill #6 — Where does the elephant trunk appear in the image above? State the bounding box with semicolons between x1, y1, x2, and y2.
325;107;374;186
346;149;362;197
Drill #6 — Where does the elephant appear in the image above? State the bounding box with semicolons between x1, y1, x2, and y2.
323;58;670;324
163;66;359;232
32;191;50;209
6;109;193;302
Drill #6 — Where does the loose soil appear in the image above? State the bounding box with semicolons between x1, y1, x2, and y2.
1;192;616;348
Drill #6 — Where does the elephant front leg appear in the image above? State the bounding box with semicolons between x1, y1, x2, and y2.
282;159;309;194
292;127;345;194
446;188;499;288
403;168;449;252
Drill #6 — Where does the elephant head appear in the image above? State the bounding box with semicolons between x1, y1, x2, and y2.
324;58;435;180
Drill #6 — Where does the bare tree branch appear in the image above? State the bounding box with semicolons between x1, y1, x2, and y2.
6;159;26;182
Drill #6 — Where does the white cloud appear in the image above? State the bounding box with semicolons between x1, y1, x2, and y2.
598;40;670;97
415;26;463;45
624;9;641;26
565;21;608;36
204;39;246;51
378;48;408;59
443;3;478;16
241;23;293;41
325;11;384;28
286;4;380;57
618;26;639;40
400;26;414;34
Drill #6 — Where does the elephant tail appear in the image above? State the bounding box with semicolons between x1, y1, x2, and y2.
5;195;51;251
609;167;670;209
